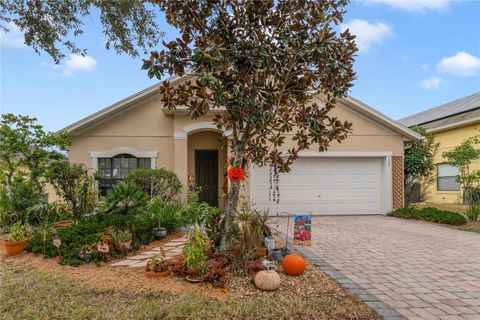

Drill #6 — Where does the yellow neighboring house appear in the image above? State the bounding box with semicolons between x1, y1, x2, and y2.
400;92;480;205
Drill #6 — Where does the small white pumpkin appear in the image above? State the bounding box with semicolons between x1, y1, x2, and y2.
254;270;281;291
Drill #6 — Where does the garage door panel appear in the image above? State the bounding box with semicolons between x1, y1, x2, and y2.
251;157;384;215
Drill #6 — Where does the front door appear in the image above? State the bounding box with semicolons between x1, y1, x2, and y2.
195;150;218;207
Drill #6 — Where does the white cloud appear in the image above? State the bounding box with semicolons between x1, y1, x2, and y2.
0;22;26;48
362;0;451;13
62;54;97;77
340;19;392;52
419;77;443;89
421;64;429;70
437;51;480;77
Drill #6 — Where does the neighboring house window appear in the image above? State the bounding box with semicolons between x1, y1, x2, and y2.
98;153;151;195
437;163;460;191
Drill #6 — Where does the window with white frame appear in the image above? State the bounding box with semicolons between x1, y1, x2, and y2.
98;154;151;195
437;163;460;191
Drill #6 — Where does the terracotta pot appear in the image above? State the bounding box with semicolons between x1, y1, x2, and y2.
3;240;27;256
146;270;171;278
256;246;268;258
118;241;132;250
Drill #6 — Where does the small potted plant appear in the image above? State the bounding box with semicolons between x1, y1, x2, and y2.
2;222;28;256
111;229;132;251
145;256;171;278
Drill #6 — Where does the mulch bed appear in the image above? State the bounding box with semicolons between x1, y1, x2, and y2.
1;232;376;315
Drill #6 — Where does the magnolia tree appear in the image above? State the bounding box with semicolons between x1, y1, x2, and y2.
143;0;356;249
2;0;357;250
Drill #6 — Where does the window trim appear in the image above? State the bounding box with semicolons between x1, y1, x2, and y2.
437;163;461;192
97;154;151;195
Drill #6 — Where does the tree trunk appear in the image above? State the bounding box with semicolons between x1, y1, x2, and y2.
5;168;13;197
219;145;245;252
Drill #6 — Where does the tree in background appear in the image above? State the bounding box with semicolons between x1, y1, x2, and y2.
1;0;357;250
403;126;439;206
46;160;96;217
0;114;70;195
0;114;70;225
443;135;480;221
0;0;162;64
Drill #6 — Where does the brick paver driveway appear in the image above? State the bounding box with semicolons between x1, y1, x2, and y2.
273;215;480;320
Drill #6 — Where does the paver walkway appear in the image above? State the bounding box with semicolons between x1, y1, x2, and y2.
272;215;480;320
111;235;187;268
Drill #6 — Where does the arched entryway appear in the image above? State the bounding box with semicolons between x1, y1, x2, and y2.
187;131;227;209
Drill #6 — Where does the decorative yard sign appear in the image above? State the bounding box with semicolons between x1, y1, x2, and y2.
97;243;110;254
52;234;62;257
293;215;311;246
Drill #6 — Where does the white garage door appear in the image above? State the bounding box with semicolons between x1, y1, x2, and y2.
251;157;385;215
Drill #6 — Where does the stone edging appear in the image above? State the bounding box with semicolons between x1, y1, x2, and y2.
273;228;406;320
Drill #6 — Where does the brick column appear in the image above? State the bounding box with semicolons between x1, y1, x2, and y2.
392;156;404;209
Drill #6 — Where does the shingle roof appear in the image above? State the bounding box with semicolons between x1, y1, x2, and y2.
398;92;480;127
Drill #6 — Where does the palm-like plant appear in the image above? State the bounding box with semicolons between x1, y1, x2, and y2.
100;182;148;215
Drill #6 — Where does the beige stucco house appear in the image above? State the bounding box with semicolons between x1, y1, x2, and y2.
60;75;421;215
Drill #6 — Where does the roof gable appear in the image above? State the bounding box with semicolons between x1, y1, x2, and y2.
59;75;421;141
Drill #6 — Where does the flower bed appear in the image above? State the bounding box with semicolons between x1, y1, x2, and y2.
1;243;379;320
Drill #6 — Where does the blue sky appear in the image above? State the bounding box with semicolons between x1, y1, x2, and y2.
1;0;479;132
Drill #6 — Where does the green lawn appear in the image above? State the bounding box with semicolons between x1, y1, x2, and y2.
0;261;377;320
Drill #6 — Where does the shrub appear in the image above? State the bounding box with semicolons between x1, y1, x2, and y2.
181;201;219;227
126;168;182;201
0;174;44;227
200;252;229;287
26;202;72;226
100;182;148;215
25;211;159;266
111;229;132;243
466;206;480;222
388;207;466;225
227;205;272;273
46;160;96;217
169;255;188;276
146;197;183;232
184;229;208;276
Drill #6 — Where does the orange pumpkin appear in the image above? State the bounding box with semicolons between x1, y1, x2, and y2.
282;255;306;276
228;166;244;182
